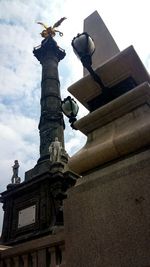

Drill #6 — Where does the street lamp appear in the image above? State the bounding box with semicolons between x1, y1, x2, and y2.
61;96;79;129
71;32;108;91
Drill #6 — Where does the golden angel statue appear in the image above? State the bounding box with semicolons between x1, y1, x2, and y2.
37;17;66;38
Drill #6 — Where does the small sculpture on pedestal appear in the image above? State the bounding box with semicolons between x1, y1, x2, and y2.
11;160;21;184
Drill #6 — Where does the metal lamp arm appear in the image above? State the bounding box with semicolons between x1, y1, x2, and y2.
86;65;107;91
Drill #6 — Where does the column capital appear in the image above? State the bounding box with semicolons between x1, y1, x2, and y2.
33;36;66;64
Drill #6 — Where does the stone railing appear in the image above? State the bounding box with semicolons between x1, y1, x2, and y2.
0;230;65;267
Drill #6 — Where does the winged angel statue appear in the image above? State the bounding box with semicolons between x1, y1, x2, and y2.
37;17;66;38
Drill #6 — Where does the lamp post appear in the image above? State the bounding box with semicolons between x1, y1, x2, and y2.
71;32;108;91
61;96;79;129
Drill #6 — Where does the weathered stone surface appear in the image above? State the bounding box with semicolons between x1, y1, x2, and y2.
68;82;150;175
65;149;150;267
84;11;120;75
65;62;150;266
0;231;65;267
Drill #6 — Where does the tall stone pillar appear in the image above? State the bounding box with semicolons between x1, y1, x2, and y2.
33;37;66;162
83;11;120;76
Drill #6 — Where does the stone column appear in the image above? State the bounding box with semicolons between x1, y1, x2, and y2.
13;256;19;267
31;252;37;267
59;244;65;267
1;198;13;243
48;247;56;267
22;254;28;267
33;36;66;162
37;249;47;267
4;259;11;267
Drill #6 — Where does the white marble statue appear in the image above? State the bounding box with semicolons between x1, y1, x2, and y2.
49;137;62;162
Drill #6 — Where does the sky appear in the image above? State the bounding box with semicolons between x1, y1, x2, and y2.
0;0;149;234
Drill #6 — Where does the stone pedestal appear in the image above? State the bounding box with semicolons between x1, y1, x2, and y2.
1;162;78;245
65;149;150;267
64;49;150;266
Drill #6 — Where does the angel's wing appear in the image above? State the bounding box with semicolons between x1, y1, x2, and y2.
37;22;48;29
53;17;66;28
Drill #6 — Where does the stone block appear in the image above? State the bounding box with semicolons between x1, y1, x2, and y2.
68;82;150;174
68;46;150;110
84;11;120;75
64;149;150;267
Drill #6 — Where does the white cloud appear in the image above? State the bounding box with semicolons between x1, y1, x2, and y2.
0;103;39;193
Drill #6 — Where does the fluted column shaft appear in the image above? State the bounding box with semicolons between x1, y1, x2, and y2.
33;37;65;161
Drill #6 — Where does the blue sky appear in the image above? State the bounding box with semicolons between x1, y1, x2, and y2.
0;0;149;233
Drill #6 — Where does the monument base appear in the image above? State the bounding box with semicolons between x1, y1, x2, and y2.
64;148;150;267
1;161;79;245
64;81;150;267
